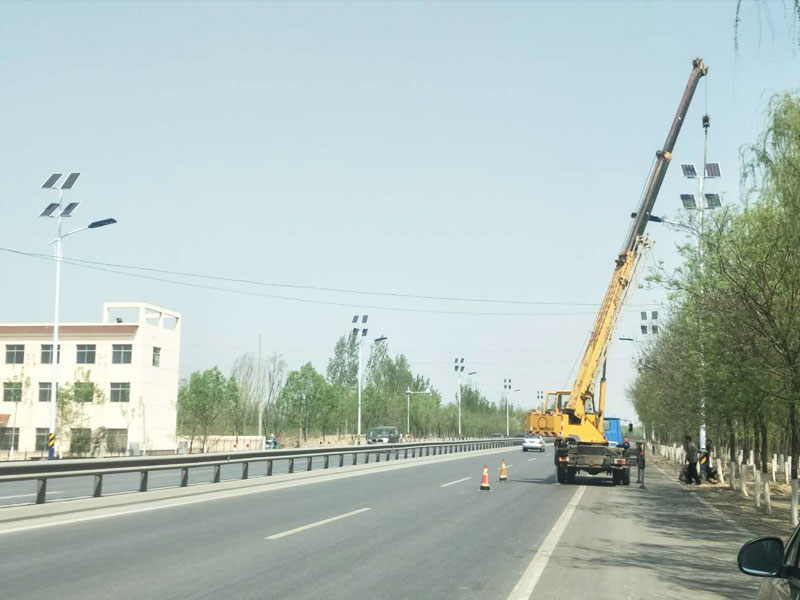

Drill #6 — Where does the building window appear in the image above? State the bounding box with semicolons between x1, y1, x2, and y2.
3;382;22;403
110;382;130;403
5;345;24;365
38;382;52;402
112;344;132;364
76;344;96;364
41;344;61;364
0;428;20;451
35;428;50;451
70;428;91;455
152;347;161;367
106;428;128;454
74;382;94;403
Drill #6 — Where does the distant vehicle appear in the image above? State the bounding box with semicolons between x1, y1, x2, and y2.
737;529;800;599
522;434;545;452
367;427;400;444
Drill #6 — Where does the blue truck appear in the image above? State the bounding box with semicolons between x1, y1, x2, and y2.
603;417;624;446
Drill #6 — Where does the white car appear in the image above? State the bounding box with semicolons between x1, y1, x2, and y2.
522;434;545;452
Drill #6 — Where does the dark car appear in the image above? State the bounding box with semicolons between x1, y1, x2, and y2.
738;526;800;598
367;427;400;444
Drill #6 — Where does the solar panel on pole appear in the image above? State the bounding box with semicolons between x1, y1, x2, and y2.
42;174;62;189
680;194;697;209
59;202;80;217
704;193;721;208
40;203;60;217
680;164;697;178
60;172;81;190
704;163;721;178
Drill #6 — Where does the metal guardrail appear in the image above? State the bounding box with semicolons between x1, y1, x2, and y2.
0;438;520;504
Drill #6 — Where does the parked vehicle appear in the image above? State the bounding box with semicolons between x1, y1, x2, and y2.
367;427;400;444
522;434;545;452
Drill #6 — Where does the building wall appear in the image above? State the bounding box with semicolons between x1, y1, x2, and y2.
0;302;180;457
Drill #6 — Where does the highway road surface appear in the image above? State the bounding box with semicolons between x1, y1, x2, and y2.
0;446;761;600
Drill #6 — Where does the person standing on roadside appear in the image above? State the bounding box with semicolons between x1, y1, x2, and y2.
684;435;701;485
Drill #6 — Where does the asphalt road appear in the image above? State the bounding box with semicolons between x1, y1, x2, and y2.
1;447;573;600
0;449;762;600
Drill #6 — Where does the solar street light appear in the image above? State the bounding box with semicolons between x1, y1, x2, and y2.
350;315;371;437
39;172;116;459
454;357;466;437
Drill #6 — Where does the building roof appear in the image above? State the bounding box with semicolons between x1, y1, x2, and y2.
0;324;138;337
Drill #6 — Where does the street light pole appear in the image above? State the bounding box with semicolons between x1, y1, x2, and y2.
503;378;512;437
454;357;465;438
40;173;116;459
350;315;370;439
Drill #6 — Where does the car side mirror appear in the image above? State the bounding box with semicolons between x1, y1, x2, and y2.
738;537;784;577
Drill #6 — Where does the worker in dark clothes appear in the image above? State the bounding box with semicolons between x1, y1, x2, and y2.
684;435;701;485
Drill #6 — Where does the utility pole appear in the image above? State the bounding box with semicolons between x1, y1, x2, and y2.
257;334;263;449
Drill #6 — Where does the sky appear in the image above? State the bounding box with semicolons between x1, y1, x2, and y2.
1;0;799;422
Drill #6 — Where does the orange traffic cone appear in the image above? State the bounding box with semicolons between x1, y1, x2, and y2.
499;459;508;482
480;464;491;491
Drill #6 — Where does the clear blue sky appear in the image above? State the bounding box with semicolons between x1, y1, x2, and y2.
1;1;798;420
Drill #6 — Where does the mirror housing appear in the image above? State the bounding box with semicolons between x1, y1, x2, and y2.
738;537;784;577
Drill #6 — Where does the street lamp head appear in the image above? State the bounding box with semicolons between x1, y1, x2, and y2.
374;335;388;343
88;218;117;229
468;371;477;376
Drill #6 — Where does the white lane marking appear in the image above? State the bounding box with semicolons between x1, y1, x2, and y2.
265;508;371;540
0;492;64;500
528;458;537;462
440;477;471;488
506;485;586;600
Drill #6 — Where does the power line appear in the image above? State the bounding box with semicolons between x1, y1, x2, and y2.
0;246;660;309
2;248;607;317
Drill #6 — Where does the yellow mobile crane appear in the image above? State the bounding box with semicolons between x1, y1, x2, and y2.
525;58;708;485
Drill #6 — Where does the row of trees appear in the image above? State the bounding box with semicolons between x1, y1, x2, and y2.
178;334;526;448
629;92;800;518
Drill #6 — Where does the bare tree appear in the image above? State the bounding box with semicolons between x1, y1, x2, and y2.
264;353;287;437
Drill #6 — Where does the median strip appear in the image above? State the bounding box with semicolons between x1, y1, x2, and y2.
440;477;471;488
265;507;371;540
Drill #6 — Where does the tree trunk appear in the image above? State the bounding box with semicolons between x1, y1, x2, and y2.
791;402;798;526
760;418;769;476
729;424;737;491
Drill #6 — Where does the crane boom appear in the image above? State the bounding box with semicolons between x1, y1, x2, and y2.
525;58;708;467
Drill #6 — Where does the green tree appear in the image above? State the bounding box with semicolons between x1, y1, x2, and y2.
178;367;237;451
280;363;328;441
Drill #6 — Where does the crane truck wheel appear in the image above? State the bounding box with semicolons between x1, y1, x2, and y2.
611;470;620;485
556;466;567;484
622;467;631;486
566;468;577;483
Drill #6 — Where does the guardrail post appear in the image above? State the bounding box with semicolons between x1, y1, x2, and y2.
93;474;103;498
339;454;344;467
267;459;273;476
324;455;330;469
36;478;47;504
352;453;357;466
213;464;221;483
139;471;148;492
411;447;416;458
404;448;408;459
242;462;249;480
386;451;391;461
307;456;313;471
181;467;189;487
288;458;294;473
376;451;380;463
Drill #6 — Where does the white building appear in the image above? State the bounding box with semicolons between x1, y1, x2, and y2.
0;302;181;458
